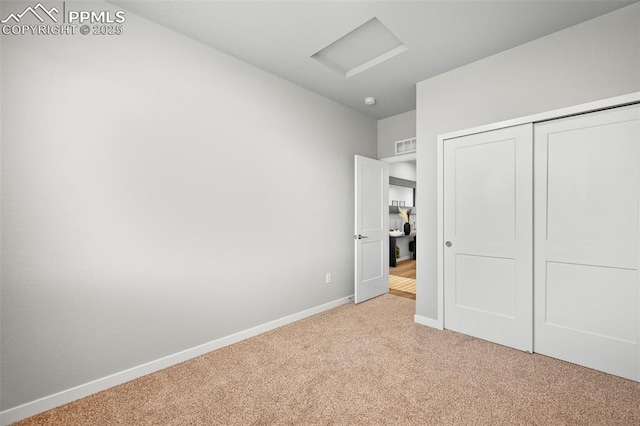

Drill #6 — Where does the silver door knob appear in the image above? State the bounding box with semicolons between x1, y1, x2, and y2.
354;234;369;239
446;241;452;247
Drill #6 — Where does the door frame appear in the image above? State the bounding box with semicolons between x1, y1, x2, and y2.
431;92;640;331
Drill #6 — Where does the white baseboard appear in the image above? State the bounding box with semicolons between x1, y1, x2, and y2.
414;314;443;330
0;295;353;426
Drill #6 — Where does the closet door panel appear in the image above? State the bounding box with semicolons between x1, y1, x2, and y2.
444;124;533;352
534;104;640;381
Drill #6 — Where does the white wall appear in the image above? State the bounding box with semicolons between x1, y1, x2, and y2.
388;162;416;181
389;186;413;210
377;110;416;159
0;1;376;412
416;3;640;321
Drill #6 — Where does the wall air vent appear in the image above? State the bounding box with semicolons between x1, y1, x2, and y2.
395;137;417;155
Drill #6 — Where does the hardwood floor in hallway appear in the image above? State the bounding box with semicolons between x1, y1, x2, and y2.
390;259;416;279
389;259;416;300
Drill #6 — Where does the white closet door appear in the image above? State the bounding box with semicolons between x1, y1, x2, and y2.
534;104;640;381
444;124;533;351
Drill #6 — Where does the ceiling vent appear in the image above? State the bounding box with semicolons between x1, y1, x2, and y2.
395;137;417;155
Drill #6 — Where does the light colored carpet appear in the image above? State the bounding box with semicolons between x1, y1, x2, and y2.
16;294;640;425
389;274;416;294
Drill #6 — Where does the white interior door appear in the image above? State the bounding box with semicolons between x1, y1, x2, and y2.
534;104;640;381
444;124;533;351
354;155;389;304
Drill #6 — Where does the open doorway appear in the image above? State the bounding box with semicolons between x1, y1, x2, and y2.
382;154;416;300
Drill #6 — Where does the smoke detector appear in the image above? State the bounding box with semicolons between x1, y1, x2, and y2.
364;97;376;106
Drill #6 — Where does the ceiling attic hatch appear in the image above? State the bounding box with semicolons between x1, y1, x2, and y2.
311;17;408;78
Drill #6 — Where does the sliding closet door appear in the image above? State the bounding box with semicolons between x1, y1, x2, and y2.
444;124;533;351
534;104;640;381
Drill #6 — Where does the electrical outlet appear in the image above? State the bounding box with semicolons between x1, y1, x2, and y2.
325;272;332;284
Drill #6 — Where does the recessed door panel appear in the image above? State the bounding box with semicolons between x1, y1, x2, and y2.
534;104;640;381
455;254;516;318
545;261;637;343
444;124;532;352
361;240;384;282
455;139;516;241
360;162;385;232
546;121;640;244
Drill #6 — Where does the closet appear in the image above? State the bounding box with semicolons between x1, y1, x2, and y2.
439;95;640;381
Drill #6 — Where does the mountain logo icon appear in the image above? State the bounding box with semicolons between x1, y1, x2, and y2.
1;3;59;24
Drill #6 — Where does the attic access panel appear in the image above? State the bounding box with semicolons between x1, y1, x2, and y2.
311;17;408;78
